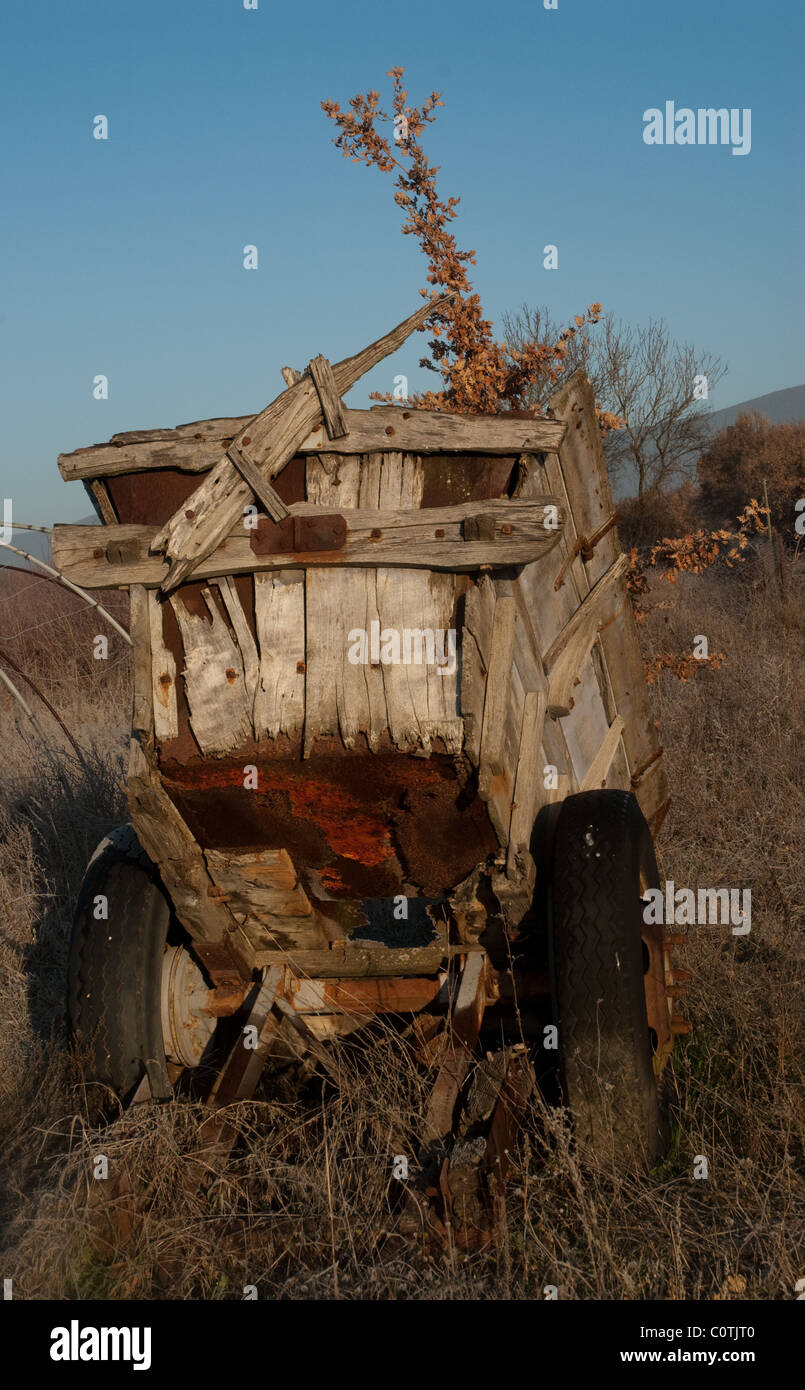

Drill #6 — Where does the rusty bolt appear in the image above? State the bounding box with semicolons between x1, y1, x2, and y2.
159;673;172;687
194;432;204;440
225;667;237;683
93;548;104;559
385;426;395;436
242;435;251;446
501;524;513;535
185;509;195;520
370;528;382;540
402;411;410;419
435;528;445;539
296;660;306;674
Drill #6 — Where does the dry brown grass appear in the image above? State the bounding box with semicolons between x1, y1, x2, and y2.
0;559;802;1301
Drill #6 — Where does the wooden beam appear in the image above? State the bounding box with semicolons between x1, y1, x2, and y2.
51;498;565;588
299;407;565;458
169;588;253;754
127;738;253;979
57;407;566;480
150;293;456;592
579;715;626;791
506;689;547;878
147;591;178;741
226;444;290;522
308;355;349;439
544;554;629;715
548;371;666;822
478;594;517;838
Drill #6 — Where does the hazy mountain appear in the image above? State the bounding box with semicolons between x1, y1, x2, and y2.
705;383;805;432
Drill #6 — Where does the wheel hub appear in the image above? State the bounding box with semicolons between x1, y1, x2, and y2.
161;945;216;1067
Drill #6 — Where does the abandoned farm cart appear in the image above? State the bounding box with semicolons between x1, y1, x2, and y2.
54;299;684;1220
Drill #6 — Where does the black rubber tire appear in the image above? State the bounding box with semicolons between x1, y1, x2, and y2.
66;824;172;1102
545;789;666;1168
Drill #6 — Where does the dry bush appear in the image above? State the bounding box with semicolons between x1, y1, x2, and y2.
617;483;701;552
0;567;802;1300
698;412;805;529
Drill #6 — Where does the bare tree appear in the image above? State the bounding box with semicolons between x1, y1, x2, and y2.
501;306;727;502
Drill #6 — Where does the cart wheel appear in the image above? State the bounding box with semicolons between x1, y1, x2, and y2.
66;824;215;1102
543;790;667;1168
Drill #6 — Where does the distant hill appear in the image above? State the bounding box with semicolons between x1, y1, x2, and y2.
705;384;805;433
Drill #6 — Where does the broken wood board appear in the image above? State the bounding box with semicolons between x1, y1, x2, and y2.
169;588;253;755
547;372;666;822
51;496;565;588
58;408;566;480
204;848;331;953
151;293;456;591
303;452;463;757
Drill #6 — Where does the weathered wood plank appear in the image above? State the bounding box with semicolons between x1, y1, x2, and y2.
57;408;566;480
548;372;666;821
217;576;259;717
204;848;331;952
299;406;566;458
253;571;306;740
544;554;629;715
147;591;178;741
308;355;349;439
151;294;456;591
129;585;154;742
303;452;462;756
226;443;290;522
579;715;626;792
506;689;547;879
52;496;564;587
127;738;253;976
460;574;497;767
86;478;117;523
478;592;517;841
169;588;253;754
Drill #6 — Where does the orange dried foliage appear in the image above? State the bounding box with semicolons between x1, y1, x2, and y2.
629;501;768;682
322;69;609;422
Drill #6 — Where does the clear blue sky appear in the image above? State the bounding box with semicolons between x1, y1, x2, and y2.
2;0;803;521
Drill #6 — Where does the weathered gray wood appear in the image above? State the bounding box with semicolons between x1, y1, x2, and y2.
478;593;517;841
308;355;349;439
460;574;497;767
252;942;482;977
169;588;253;754
253;571;306;740
151;293;456;591
57;407;566;481
579;714;625;791
205;848;331;952
303;452;462;756
301;407;565;458
127;738;252;975
129;585;154;742
217;576;259;718
86;478;117;523
548;372;665;821
147;591;178;741
506;689;546;879
226;443;290;522
52;497;564;588
281;367;303;388
544;554;629;715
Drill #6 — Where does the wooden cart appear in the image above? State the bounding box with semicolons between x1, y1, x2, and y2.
55;299;683;1215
